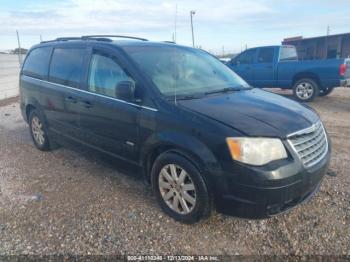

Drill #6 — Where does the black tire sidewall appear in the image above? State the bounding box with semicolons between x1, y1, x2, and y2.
28;109;50;151
293;78;320;102
151;152;211;224
319;87;334;97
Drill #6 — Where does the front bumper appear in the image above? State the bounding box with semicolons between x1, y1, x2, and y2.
340;79;350;87
213;144;331;219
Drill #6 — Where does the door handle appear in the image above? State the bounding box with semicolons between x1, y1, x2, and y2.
79;100;94;109
65;96;77;103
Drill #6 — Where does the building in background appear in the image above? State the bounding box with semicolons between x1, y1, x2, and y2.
282;33;350;60
0;54;20;100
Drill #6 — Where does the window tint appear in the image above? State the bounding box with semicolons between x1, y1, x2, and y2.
88;53;135;99
258;48;274;63
280;46;298;61
236;49;256;64
22;47;51;79
49;48;85;88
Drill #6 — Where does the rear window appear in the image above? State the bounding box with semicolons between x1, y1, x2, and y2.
280;46;298;61
49;48;86;88
22;47;51;79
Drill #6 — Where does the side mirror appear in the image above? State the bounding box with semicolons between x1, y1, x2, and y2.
115;81;135;101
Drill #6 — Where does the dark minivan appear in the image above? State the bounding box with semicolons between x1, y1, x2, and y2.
20;36;331;223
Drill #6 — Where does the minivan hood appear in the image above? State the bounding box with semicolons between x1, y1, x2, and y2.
178;89;319;138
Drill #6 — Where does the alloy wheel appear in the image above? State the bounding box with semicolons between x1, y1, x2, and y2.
31;116;45;146
158;164;196;215
296;82;314;100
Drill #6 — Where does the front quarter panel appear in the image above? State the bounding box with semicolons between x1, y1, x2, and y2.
139;102;241;184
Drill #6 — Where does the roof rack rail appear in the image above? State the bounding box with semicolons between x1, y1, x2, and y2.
56;37;82;41
84;37;113;42
82;35;148;41
163;41;175;44
40;37;82;44
40;35;148;44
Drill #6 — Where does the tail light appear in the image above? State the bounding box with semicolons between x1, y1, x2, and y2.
340;63;347;76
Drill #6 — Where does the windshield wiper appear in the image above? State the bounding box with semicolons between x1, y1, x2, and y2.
204;87;241;95
168;94;202;101
176;95;201;100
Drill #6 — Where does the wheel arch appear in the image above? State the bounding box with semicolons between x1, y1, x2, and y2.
24;98;48;127
292;72;322;89
141;132;221;186
25;104;36;121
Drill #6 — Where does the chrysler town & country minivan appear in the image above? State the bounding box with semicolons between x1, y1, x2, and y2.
20;35;331;223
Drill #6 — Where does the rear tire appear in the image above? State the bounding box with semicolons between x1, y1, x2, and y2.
28;109;51;151
319;87;334;97
151;152;212;224
293;78;319;102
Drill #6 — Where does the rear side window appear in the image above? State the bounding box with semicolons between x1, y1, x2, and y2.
22;47;51;79
49;48;86;88
258;48;274;63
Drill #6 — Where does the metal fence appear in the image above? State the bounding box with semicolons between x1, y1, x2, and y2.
0;54;20;100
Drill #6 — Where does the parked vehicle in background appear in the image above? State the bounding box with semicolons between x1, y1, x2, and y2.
219;57;232;63
227;45;350;101
20;36;330;223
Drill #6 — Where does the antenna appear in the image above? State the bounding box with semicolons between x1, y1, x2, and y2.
173;50;178;105
174;81;177;105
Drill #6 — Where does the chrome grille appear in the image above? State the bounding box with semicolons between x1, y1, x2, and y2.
288;121;328;168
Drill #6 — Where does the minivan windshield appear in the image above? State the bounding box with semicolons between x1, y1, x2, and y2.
123;45;250;98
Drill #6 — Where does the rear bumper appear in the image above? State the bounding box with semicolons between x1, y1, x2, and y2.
20;101;27;122
340;79;350;87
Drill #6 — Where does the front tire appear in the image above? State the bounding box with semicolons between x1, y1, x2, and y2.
28;109;51;151
293;78;319;102
151;152;212;224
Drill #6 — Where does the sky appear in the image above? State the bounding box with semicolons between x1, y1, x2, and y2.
1;0;350;54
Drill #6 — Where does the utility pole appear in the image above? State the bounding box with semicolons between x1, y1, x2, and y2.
174;4;178;43
190;10;195;47
16;30;22;65
325;25;330;59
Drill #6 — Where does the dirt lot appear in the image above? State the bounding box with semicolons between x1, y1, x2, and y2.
0;89;349;256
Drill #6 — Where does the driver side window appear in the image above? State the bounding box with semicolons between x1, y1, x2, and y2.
88;52;135;99
235;49;256;64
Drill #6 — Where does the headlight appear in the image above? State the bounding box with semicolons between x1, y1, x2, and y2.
226;137;287;166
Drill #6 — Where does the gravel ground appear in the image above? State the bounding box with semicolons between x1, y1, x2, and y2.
0;88;349;256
